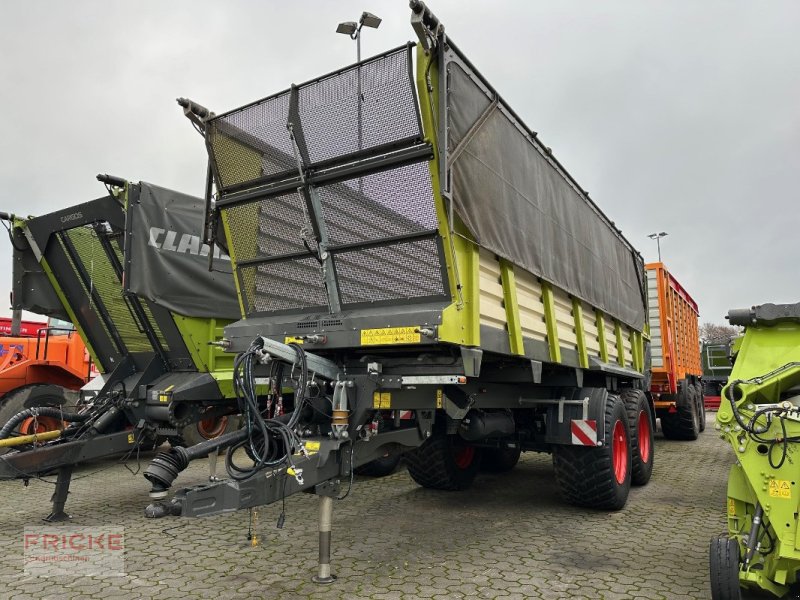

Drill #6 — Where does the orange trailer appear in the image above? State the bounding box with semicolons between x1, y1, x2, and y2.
0;323;93;437
646;262;704;440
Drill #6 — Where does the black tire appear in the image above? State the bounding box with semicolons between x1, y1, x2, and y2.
481;446;522;473
354;453;402;477
620;389;654;486
0;384;70;455
175;414;242;447
552;394;632;511
405;431;481;491
695;382;707;432
661;381;699;441
709;535;741;600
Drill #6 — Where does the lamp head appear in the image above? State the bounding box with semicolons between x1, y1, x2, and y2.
360;11;382;29
336;21;358;36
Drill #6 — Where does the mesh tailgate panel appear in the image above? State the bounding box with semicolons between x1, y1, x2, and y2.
61;226;168;353
214;45;447;316
208;46;420;192
336;238;444;305
318;161;437;246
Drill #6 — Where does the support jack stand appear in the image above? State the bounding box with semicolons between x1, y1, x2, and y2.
208;448;221;482
44;466;73;522
311;480;340;584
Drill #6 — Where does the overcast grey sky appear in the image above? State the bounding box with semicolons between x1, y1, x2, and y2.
1;1;798;325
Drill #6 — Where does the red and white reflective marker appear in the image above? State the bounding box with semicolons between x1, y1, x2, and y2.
570;419;598;446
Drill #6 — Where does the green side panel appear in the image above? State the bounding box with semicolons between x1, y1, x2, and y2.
171;314;236;397
631;330;643;373
500;260;524;355
541;282;561;363
572;297;589;369
415;45;474;347
614;321;625;366
596;311;609;363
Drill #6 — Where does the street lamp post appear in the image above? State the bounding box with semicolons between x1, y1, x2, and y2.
336;12;381;194
647;232;668;262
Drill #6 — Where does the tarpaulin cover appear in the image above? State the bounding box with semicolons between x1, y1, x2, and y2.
126;182;240;320
445;52;646;330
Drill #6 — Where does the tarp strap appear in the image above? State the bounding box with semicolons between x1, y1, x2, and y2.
447;96;499;170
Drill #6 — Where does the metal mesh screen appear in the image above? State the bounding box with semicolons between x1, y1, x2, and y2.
208;46;420;193
60;226;169;353
318;161;437;246
209;91;294;190
225;191;313;262
298;48;420;164
214;44;447;316
239;258;328;313
335;238;445;305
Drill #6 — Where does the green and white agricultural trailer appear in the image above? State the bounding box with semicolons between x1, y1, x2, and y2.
145;2;656;582
0;177;243;520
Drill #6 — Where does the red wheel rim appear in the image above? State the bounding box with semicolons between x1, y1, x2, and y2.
196;415;228;440
453;445;475;469
19;416;62;436
612;419;628;484
637;410;652;463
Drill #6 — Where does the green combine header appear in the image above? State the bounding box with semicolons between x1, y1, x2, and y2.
712;302;800;599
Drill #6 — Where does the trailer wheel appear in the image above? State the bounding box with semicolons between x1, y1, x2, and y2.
694;382;707;432
620;389;654;486
661;382;700;441
354;453;402;477
481;446;521;473
405;431;481;490
175;413;242;447
552;394;631;510
709;535;742;600
0;384;68;455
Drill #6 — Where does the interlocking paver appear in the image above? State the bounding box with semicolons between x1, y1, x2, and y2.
0;416;734;598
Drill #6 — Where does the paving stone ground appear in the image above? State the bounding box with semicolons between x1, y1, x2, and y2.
0;415;734;599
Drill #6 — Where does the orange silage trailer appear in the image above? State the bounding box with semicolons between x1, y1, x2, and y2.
646;262;704;440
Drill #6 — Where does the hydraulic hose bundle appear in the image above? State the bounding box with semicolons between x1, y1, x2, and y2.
226;338;310;481
724;364;800;469
145;336;322;497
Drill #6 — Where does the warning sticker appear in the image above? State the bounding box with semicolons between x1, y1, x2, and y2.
285;336;303;345
360;326;420;346
769;479;792;499
373;392;392;409
436;389;443;409
127;433;135;444
728;498;736;516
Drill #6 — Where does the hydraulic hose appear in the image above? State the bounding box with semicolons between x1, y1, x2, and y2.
0;407;89;440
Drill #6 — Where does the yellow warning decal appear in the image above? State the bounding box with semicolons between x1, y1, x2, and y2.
285;336;304;345
158;384;174;403
769;479;792;499
373;392;392;409
727;498;736;516
361;326;420;346
127;433;135;444
305;441;320;453
436;389;443;409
